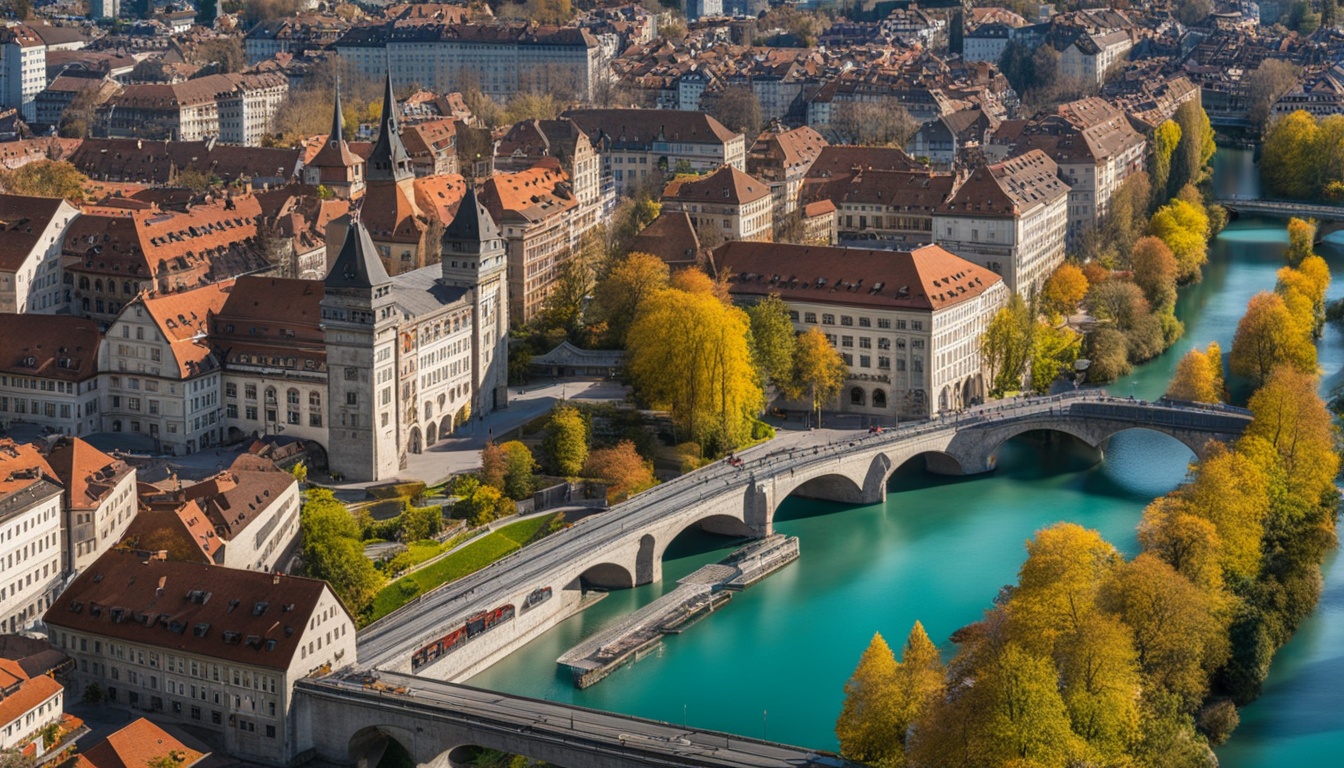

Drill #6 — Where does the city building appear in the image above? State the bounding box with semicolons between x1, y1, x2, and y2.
661;165;773;243
932;150;1071;297
1060;31;1133;87
564;109;746;194
0;315;104;437
102;75;289;146
320;200;508;481
1012;97;1146;244
44;437;136;574
480;163;579;324
333;23;602;101
90;0;118;20
0;25;45;123
0;440;64;633
496;118;603;234
68;717;207;768
211;277;328;450
98;282;234;455
800;163;956;248
134;454;300;573
0;655;64;754
0;194;79;315
716;242;1009;418
746;126;828;219
44;550;357;765
628;211;703;269
906;108;999;170
301;87;365;199
33;75;117;131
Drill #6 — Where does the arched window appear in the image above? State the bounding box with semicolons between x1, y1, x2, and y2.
123;281;133;295
79;276;89;290
265;387;277;404
850;387;865;406
94;279;103;293
873;390;887;408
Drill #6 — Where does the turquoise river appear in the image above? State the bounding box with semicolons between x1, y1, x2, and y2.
469;147;1344;766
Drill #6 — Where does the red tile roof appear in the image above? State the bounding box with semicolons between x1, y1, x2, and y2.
139;281;234;378
44;437;132;513
72;717;205;768
0;314;102;382
715;242;1003;311
44;550;338;670
663;165;770;205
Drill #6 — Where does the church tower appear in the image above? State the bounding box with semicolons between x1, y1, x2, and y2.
303;82;365;199
362;72;426;275
321;218;400;481
441;187;509;415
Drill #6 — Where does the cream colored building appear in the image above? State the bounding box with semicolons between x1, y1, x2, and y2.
0;195;78;315
0;440;64;633
45;551;356;766
661;165;773;243
565;109;746;194
718;242;1009;418
0;315;103;437
933;150;1071;297
45;436;137;573
1060;31;1132;87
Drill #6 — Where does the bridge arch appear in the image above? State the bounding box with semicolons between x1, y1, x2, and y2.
576;561;635;590
347;725;416;768
888;449;966;478
947;417;1228;476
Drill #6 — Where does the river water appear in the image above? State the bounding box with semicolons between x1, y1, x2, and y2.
468;147;1344;764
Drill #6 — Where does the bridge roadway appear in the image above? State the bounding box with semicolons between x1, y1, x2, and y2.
1215;197;1344;220
356;390;1252;673
299;671;850;768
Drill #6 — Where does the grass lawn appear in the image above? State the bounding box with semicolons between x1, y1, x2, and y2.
363;514;558;625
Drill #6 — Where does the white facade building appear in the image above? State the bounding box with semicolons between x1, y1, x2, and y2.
0;315;103;437
45;436;137;574
0;440;64;633
0;25;45;123
0;195;78;315
933;150;1071;297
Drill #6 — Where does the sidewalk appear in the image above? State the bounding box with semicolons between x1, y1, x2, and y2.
328;378;628;490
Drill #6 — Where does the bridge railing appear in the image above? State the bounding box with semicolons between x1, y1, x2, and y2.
357;389;1251;648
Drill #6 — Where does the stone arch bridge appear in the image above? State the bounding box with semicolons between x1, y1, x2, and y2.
353;392;1251;684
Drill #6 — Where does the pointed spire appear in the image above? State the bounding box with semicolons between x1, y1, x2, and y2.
329;77;345;148
327;217;391;290
443;185;500;245
367;71;412;183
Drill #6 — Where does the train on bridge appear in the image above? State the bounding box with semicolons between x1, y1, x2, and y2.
411;603;516;671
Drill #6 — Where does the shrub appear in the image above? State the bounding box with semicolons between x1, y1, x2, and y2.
1197;699;1240;745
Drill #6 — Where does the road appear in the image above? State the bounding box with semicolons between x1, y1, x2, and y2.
303;671;850;768
357;391;1245;669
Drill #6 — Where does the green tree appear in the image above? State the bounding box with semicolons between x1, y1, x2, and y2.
1030;322;1080;394
1241;365;1340;509
1170;101;1216;196
400;504;442;542
499;441;537;500
980;293;1033;396
835;633;903;766
788;327;847;427
746;295;798;388
977;643;1083;765
1151;120;1182;204
542;405;588;476
1179;443;1270;583
300;490;383;611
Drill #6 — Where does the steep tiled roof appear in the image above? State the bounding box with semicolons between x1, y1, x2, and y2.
0;669;61;733
412;174;466;225
479;163;577;224
629;211;701;267
0;439;59;500
71;717;206;768
938;150;1069;217
45;437;131;513
714;242;1002;311
326;219;390;289
122;500;219;563
0;315;102;382
181;455;296;540
564;108;740;147
45;550;336;670
138;281;234;378
0;195;68;272
664;165;770;205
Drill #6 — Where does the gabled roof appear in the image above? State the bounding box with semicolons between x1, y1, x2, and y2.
137;281;234;379
564;108;741;147
937;150;1069;217
629;210;701;267
45;437;131;513
0;195;70;272
44;549;339;670
663;165;770;205
70;717;207;768
0;440;59;500
0;314;101;382
326;218;390;289
714;242;1003;311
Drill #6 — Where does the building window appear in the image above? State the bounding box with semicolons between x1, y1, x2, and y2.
822;314;835;325
310;413;323;427
245;385;256;400
803;312;817;324
878;318;891;329
840;316;853;326
226;383;237;399
246;406;257;420
227;404;238;419
346;393;357;406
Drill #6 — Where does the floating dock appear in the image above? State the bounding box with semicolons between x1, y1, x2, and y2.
557;535;799;688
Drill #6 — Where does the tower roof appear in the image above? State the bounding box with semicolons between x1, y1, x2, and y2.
309;82;359;170
443;186;500;243
367;72;413;183
326;217;391;289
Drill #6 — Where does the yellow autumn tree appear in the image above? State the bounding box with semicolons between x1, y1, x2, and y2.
1285;217;1317;267
1229;291;1316;386
589;251;670;347
1041;262;1090;317
835;633;903;767
1239;365;1340;509
1166;345;1221;403
788;328;848;426
626;285;763;452
1178;443;1270;583
1007;523;1123;655
1148;198;1209;282
1276;255;1331;338
1137;496;1225;592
